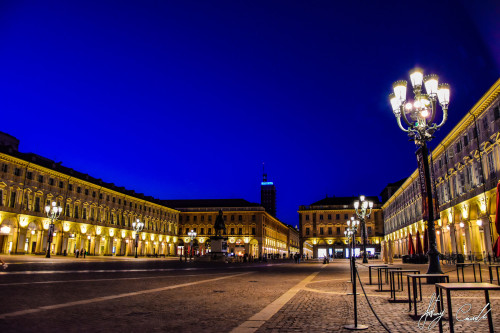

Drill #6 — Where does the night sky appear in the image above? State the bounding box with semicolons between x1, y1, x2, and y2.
1;1;499;226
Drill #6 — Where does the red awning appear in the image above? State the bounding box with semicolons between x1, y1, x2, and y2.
416;230;423;255
423;228;429;254
408;233;415;255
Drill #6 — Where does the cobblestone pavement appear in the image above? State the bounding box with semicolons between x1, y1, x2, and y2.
257;260;500;333
0;256;499;332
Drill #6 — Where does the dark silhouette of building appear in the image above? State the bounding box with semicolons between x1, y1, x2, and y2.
260;165;276;217
380;178;407;203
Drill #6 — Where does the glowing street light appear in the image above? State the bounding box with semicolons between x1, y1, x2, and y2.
354;195;373;264
188;229;197;261
45;201;62;258
132;219;144;258
389;68;449;275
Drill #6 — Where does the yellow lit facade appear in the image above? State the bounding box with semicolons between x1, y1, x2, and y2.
383;78;500;260
299;196;384;258
0;141;179;256
165;199;300;258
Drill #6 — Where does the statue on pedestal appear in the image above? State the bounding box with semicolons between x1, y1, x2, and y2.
210;209;228;260
214;209;226;237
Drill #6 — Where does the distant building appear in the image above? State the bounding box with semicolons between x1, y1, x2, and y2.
261;169;276;217
0;133;179;256
380;178;407;203
298;196;384;258
163;198;299;258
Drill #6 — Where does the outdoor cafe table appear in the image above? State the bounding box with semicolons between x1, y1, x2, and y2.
435;282;500;333
488;264;500;284
377;267;401;291
389;269;420;301
456;263;482;282
367;264;388;285
407;273;449;317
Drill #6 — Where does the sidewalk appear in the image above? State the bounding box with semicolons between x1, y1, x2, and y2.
0;254;181;263
257;260;500;332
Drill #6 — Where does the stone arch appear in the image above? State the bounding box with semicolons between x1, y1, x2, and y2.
0;216;18;228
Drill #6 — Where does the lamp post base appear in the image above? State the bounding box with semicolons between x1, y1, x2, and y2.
344;324;368;330
46;251;51;258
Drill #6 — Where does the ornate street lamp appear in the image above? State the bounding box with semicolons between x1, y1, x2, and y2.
354;195;373;264
188;229;197;261
132;219;144;258
45;201;62;258
344;217;366;330
389;68;449;275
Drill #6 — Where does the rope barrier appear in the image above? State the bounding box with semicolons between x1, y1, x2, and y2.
354;263;391;332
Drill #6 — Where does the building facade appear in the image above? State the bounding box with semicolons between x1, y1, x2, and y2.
298;196;384;258
383;78;500;260
0;134;180;256
163;199;299;258
261;171;276;217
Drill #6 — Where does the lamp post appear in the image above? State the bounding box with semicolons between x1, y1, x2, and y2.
354;195;373;264
345;229;353;283
389;68;449;275
188;229;197;261
45;201;62;258
344;217;367;330
132;219;144;258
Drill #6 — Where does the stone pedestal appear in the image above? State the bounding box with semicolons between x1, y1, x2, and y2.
208;236;227;261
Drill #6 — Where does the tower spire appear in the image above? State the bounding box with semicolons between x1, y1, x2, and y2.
262;162;267;182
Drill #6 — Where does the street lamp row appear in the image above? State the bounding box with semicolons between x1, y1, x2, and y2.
43;204;149;259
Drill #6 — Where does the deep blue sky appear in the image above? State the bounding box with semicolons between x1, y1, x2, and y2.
1;1;499;226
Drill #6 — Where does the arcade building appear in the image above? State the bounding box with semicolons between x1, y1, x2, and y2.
0;132;180;256
163;199;300;258
298;196;384;259
383;79;500;260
